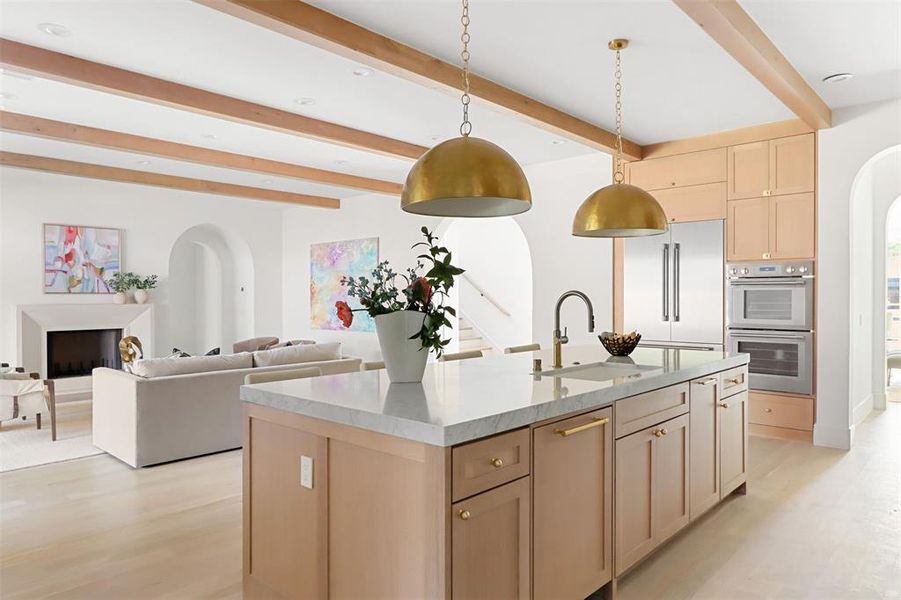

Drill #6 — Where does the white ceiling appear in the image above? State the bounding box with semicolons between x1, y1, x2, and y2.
742;0;901;109
0;0;898;202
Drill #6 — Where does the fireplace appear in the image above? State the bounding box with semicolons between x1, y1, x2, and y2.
47;329;123;379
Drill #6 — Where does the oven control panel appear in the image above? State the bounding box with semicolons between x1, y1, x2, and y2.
726;260;815;278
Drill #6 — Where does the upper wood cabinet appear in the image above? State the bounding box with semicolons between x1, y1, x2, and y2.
626;148;726;191
727;193;815;260
615;413;690;576
650;182;726;224
727;196;771;261
533;408;613;599
689;376;721;521
451;477;531;600
727;134;815;200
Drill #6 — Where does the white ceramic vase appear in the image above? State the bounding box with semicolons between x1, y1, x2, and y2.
375;310;429;383
113;292;128;305
134;289;150;304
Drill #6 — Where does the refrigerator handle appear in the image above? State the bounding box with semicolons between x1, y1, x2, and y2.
662;243;670;322
673;243;681;322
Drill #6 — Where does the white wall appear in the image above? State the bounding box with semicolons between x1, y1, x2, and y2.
0;168;285;363
850;166;873;425
817;98;901;449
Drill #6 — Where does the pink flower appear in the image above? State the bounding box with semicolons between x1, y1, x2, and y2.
409;277;433;305
335;300;354;328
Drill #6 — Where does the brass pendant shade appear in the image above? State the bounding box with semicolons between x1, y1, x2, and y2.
401;136;532;217
572;183;667;237
572;38;667;238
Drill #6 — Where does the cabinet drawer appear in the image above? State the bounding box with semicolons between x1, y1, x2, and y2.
452;428;530;501
720;366;749;398
627;148;726;191
749;392;814;431
615;383;689;439
650;182;726;223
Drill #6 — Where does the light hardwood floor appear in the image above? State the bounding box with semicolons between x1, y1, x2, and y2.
1;405;899;599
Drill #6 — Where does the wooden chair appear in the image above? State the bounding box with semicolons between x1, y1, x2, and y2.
439;350;484;363
361;361;386;371
244;367;322;385
504;343;541;354
0;372;57;441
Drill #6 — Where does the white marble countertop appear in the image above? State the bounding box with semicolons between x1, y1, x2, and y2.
241;345;749;447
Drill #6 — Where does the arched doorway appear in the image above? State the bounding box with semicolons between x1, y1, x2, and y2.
439;217;533;353
167;224;254;355
849;145;901;419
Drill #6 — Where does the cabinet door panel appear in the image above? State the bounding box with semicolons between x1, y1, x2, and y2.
452;477;530;600
727;196;770;261
654;413;690;543
628;149;726;191
615;428;655;576
651;182;727;224
534;408;613;599
248;419;327;599
770;193;815;259
728;141;770;200
770;134;815;196
721;391;749;497
689;377;720;520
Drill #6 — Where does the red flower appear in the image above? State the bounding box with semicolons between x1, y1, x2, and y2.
335;300;354;328
409;277;433;305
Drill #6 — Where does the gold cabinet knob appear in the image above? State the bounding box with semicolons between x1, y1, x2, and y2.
490;457;504;468
764;407;773;413
459;509;471;521
719;402;730;409
653;428;667;438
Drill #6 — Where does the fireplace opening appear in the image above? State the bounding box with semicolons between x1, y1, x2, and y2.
47;329;123;378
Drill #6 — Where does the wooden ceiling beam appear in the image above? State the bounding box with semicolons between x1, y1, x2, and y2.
0;111;402;195
193;0;643;160
0;151;340;208
673;0;831;130
0;38;426;160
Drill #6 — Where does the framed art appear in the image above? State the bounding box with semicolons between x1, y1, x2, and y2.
310;237;378;332
43;224;122;294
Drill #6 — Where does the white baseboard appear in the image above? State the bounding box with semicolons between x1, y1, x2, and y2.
813;423;852;450
852;393;874;426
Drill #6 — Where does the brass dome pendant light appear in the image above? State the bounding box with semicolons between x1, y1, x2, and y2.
401;0;531;217
572;39;667;237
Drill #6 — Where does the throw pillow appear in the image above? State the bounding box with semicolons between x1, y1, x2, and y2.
252;341;341;367
205;347;221;356
169;348;191;358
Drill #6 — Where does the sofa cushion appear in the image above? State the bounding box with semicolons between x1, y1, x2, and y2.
253;342;341;367
132;352;252;378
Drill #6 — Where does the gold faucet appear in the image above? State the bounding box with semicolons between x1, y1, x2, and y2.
553;290;596;369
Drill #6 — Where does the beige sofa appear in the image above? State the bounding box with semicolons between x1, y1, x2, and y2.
92;342;360;468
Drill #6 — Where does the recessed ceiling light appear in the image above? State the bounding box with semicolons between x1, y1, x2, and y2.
294;97;316;106
551;139;567;146
202;133;217;140
335;159;350;166
822;72;854;84
136;160;151;166
352;67;373;77
37;22;71;37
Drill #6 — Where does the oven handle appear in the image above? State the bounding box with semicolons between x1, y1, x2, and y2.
728;332;808;340
727;279;810;286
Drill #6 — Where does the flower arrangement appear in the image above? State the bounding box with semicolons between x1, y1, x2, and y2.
336;227;464;357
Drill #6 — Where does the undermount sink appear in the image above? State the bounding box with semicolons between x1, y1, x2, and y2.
537;360;661;382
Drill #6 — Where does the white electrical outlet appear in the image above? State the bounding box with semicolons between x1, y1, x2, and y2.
300;455;313;489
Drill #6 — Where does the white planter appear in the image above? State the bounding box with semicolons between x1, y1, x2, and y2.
375;310;429;383
134;289;150;304
113;292;128;305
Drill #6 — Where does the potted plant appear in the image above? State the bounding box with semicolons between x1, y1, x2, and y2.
107;271;138;304
134;274;158;304
336;227;464;383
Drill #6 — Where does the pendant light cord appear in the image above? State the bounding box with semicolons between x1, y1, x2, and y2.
613;47;625;184
460;0;472;137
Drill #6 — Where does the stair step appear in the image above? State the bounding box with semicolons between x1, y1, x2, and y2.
459;338;487;351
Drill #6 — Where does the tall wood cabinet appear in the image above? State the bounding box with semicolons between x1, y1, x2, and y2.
727;133;815;199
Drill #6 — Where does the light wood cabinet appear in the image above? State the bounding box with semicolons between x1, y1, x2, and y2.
615;412;690;576
451;477;531;600
727;196;771;260
727;193;815;260
626;148;726;191
451;427;529;501
689;376;721;520
728;134;814;199
650;182;726;224
720;391;749;497
533;408;613;599
749;391;814;431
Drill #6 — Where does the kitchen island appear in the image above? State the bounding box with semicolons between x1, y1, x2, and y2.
240;345;749;599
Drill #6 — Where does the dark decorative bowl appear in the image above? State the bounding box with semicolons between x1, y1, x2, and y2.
599;331;641;357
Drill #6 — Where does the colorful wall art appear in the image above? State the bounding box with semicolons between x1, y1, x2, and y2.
310;237;378;332
43;224;121;294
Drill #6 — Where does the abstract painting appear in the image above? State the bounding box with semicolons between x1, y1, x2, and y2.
43;224;121;294
310;237;378;332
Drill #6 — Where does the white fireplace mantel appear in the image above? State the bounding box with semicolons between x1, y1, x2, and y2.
17;303;154;398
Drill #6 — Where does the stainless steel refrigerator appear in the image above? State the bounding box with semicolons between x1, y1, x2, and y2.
623;220;724;349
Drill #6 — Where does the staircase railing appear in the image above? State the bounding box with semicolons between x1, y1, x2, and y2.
461;274;510;317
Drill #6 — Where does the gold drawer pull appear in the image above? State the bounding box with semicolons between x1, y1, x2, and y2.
459;509;471;521
555;416;609;437
490;457;504;468
693;377;717;386
718;402;730;409
726;376;743;385
653;427;668;438
764;407;773;413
